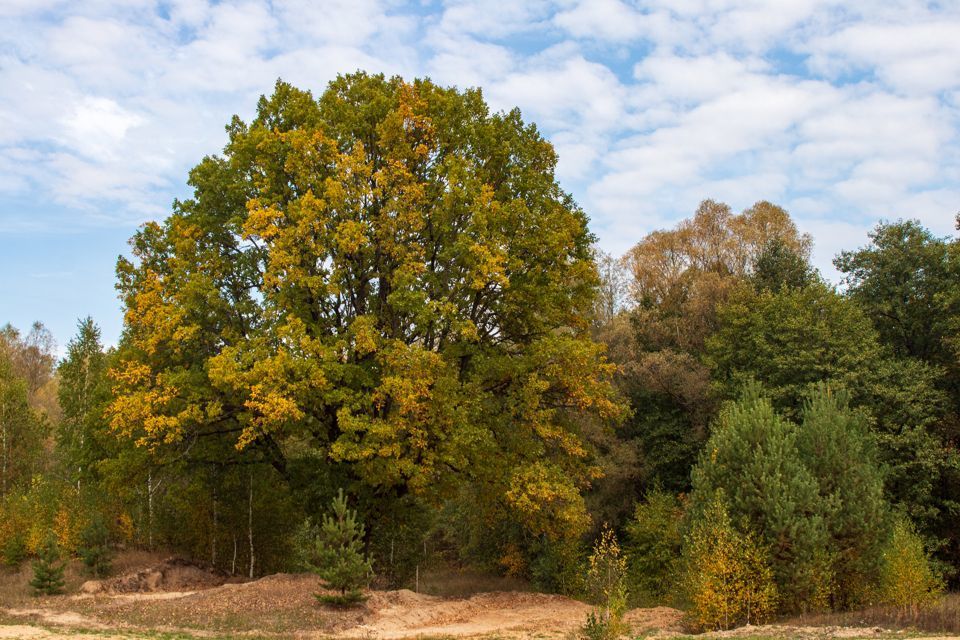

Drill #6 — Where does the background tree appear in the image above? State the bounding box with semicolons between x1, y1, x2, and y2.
612;200;811;493
706;282;880;415
708;272;959;579
835;220;957;369
1;322;59;420
0;348;45;496
57;317;109;487
836;220;960;577
750;237;815;293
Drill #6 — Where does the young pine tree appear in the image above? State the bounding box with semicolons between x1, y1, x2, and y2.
797;383;889;608
688;384;830;613
295;489;373;605
30;532;65;596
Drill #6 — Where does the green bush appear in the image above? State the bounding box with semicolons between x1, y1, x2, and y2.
530;535;585;596
2;531;26;567
624;489;682;605
78;516;112;578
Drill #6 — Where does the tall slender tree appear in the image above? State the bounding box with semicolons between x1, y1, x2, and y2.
57;317;108;486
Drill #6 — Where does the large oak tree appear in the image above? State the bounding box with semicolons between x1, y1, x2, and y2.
109;74;622;551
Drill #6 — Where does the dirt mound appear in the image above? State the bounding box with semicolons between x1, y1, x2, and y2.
23;567;685;639
345;590;683;639
81;557;240;594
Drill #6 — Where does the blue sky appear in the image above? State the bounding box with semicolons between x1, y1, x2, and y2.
2;0;959;352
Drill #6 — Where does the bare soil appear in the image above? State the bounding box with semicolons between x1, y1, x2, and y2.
2;554;955;639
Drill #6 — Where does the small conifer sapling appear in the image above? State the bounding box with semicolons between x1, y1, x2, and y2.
30;533;66;596
295;489;373;606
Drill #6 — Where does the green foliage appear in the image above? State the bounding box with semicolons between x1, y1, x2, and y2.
581;526;628;640
797;384;889;608
78;516;112;578
687;383;910;616
706;282;880;416
835;220;957;366
295;489;373;605
0;347;45;497
689;384;830;612
107;72;623;570
680;490;777;631
0;478;88;560
57;317;110;486
529;536;585;596
30;532;65;596
616;200;812;495
624;489;682;605
836;220;960;575
2;533;26;567
751;237;816;293
876;518;944;614
360;492;432;588
706;275;960;581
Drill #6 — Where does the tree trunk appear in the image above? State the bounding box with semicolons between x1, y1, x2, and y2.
248;468;255;579
147;470;154;549
211;485;218;566
1;400;7;496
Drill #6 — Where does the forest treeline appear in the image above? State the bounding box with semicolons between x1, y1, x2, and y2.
2;73;958;629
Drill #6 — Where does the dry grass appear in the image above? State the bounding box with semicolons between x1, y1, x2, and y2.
790;593;960;634
0;550;168;606
415;566;530;598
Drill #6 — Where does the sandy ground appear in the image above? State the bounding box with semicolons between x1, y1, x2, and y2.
343;589;682;639
1;586;683;639
2;557;957;639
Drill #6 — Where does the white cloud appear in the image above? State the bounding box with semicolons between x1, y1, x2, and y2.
806;18;960;93
0;0;957;283
554;0;652;42
61;97;144;161
633;53;770;104
432;0;554;39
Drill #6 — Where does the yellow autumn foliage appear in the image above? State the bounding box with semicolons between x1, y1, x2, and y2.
875;519;943;615
681;491;778;631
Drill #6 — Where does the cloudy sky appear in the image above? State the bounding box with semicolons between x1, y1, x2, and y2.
2;0;959;350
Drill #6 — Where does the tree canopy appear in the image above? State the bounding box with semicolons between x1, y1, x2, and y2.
108;73;623;556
